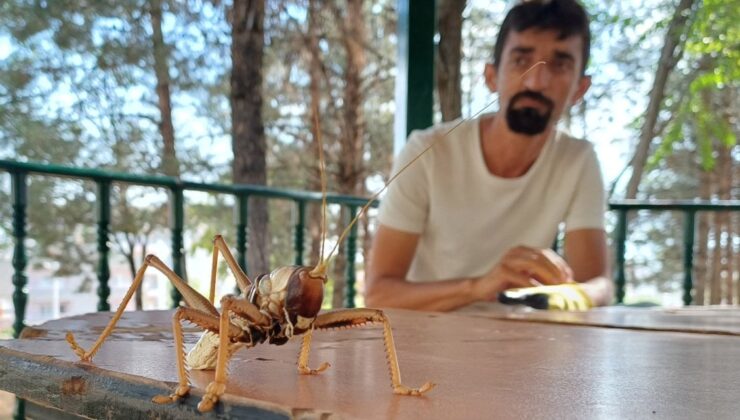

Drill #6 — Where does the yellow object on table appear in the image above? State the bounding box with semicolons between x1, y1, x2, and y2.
499;283;593;311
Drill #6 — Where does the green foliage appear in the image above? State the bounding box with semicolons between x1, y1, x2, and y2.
654;0;738;172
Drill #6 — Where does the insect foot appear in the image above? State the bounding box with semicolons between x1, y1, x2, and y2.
298;362;331;375
197;381;227;412
393;381;437;396
152;384;191;404
65;332;91;362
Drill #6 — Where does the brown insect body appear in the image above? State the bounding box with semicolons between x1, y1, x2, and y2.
65;239;434;412
185;265;325;370
260;266;325;333
241;265;325;346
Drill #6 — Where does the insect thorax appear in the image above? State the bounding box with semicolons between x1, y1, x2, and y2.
249;265;324;345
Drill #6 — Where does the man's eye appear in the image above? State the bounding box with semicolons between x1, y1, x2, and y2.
551;60;572;73
514;56;529;67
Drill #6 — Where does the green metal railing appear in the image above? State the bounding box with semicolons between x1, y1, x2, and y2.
609;200;740;305
3;160;739;339
1;160;374;338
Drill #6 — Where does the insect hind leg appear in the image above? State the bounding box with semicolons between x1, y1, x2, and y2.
208;235;253;303
66;254;218;362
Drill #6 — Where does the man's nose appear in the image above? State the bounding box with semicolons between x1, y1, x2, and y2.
522;62;551;91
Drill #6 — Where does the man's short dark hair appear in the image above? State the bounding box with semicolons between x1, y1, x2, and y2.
493;0;591;75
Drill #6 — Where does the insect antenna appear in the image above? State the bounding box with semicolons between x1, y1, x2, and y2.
309;103;330;277
321;61;548;267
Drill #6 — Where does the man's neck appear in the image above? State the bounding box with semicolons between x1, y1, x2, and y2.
479;114;555;178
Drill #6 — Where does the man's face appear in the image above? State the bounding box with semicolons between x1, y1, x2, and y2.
485;29;591;136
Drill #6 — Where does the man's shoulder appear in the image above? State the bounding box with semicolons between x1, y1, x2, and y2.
406;117;476;151
553;129;596;158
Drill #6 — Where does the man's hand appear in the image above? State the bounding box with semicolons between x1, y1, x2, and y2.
473;246;574;301
499;283;593;311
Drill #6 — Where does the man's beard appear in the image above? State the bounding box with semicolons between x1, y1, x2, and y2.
505;91;555;136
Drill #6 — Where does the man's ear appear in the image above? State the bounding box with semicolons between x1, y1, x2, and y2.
484;63;498;93
571;75;591;105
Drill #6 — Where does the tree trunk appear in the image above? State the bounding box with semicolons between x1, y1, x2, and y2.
150;0;189;289
332;208;348;309
733;137;739;306
694;164;711;305
150;0;179;178
709;212;722;305
231;0;269;276
718;89;737;304
708;151;721;304
716;138;731;303
732;93;740;305
735;210;739;305
128;236;144;310
735;135;740;305
361;212;371;304
436;0;465;122
307;0;324;266
330;0;367;308
625;0;695;198
735;197;739;306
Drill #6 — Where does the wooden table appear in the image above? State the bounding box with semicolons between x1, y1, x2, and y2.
1;307;739;419
462;302;740;335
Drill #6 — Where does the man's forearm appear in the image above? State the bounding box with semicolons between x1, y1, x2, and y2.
365;276;482;312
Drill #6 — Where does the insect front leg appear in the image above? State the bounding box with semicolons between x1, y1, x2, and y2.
66;254;219;362
198;295;271;413
297;327;331;375
312;308;435;396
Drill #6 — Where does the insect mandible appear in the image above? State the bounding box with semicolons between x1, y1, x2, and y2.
65;107;437;413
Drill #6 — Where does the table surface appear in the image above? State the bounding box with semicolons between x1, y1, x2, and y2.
461;302;740;335
1;306;740;419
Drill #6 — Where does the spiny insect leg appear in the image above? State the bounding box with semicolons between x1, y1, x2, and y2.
197;295;269;413
297;327;331;375
66;255;218;362
223;294;272;327
209;235;253;303
313;308;436;396
152;307;234;405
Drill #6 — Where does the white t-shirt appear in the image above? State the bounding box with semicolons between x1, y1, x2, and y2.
378;115;606;282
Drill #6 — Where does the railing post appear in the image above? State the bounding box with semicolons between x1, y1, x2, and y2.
96;180;112;311
11;171;28;338
170;187;185;307
13;398;24;420
294;200;306;266
344;205;359;308
683;210;696;306
614;209;628;304
236;195;249;272
394;0;435;154
235;194;249;294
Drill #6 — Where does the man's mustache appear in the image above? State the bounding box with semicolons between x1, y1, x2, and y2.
510;91;554;110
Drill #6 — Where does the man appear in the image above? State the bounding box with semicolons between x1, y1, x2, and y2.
366;0;613;312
